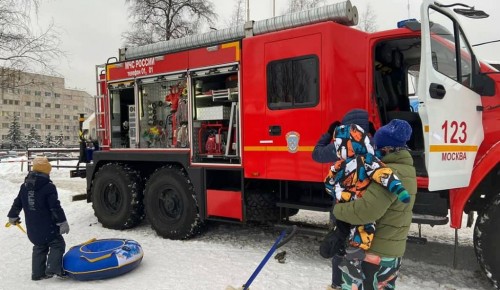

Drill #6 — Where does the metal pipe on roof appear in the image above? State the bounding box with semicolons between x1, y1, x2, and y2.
123;0;358;60
253;0;357;35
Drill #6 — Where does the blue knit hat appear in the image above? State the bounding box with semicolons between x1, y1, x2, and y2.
374;119;412;148
341;109;369;133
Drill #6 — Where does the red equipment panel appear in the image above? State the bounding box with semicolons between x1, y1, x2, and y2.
206;189;243;221
106;51;189;81
189;42;240;68
242;22;368;182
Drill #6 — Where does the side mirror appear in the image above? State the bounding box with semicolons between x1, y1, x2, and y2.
473;73;496;96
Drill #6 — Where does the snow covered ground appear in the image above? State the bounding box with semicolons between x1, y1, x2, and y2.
0;157;495;290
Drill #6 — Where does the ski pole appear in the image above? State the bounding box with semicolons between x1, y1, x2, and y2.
242;225;297;290
5;221;27;234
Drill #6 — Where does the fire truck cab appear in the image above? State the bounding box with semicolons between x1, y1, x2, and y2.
76;0;499;286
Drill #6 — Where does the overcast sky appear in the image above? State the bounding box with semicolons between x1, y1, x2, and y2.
36;0;500;95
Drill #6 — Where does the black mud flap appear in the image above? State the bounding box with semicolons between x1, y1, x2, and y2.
70;169;87;178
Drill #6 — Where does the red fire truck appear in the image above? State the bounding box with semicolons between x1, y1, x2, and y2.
74;0;499;286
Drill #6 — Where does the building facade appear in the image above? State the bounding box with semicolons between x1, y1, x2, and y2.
1;69;94;146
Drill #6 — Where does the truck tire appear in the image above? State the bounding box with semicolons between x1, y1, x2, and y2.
144;166;201;240
246;192;277;221
245;191;299;222
474;192;500;289
91;163;144;229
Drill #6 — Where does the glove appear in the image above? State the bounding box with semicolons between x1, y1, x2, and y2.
327;121;341;137
8;217;20;225
57;221;70;235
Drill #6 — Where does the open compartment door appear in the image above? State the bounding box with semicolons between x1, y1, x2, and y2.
418;0;484;191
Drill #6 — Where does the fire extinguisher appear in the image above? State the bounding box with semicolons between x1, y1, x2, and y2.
205;131;216;154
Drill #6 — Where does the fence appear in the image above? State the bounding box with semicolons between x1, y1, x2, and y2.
26;148;81;171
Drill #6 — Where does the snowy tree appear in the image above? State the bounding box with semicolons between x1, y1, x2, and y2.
5;114;23;148
45;132;54;147
357;3;377;32
286;0;324;13
55;133;64;147
27;126;42;148
123;0;217;46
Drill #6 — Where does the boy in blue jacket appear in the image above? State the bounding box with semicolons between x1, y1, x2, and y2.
7;156;70;280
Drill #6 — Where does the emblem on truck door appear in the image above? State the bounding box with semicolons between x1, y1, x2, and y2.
286;131;300;153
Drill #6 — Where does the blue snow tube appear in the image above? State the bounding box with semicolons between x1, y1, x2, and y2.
63;238;144;281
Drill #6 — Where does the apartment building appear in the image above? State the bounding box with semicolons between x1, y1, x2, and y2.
1;69;94;146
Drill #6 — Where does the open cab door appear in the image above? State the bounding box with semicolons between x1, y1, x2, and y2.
418;1;487;191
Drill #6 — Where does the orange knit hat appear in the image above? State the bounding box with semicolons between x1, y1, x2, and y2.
32;156;52;175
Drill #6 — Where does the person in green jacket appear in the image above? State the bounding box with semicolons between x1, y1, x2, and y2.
333;119;417;289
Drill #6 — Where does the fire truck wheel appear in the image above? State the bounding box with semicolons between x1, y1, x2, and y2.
474;192;500;288
144;167;201;240
91;163;144;230
245;191;299;222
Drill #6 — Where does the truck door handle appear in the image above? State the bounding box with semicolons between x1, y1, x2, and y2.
269;125;281;136
429;83;446;99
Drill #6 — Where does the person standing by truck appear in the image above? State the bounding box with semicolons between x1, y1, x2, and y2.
333;119;417;289
312;109;370;290
324;123;411;284
6;156;70;280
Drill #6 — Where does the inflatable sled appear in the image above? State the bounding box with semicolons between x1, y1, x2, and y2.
63;238;143;281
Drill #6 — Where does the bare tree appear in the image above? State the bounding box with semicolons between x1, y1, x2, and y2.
358;3;378;32
225;0;246;27
123;0;218;47
286;0;325;13
0;0;62;89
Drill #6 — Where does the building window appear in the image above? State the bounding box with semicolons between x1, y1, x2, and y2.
35;102;41;107
45;103;51;108
25;101;31;106
55;125;60;130
35;91;41;96
55;114;60;119
46;125;51;129
8;100;13;105
2;100;7;104
14;100;19;105
24;89;31;95
35;113;41;118
2;123;8;129
55;104;60;108
73;105;78;110
35;124;41;129
73;116;78;120
45;113;51;118
64;115;70;120
267;55;319;110
25;112;31;118
25;124;31;129
45;92;52;97
54;93;61;98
